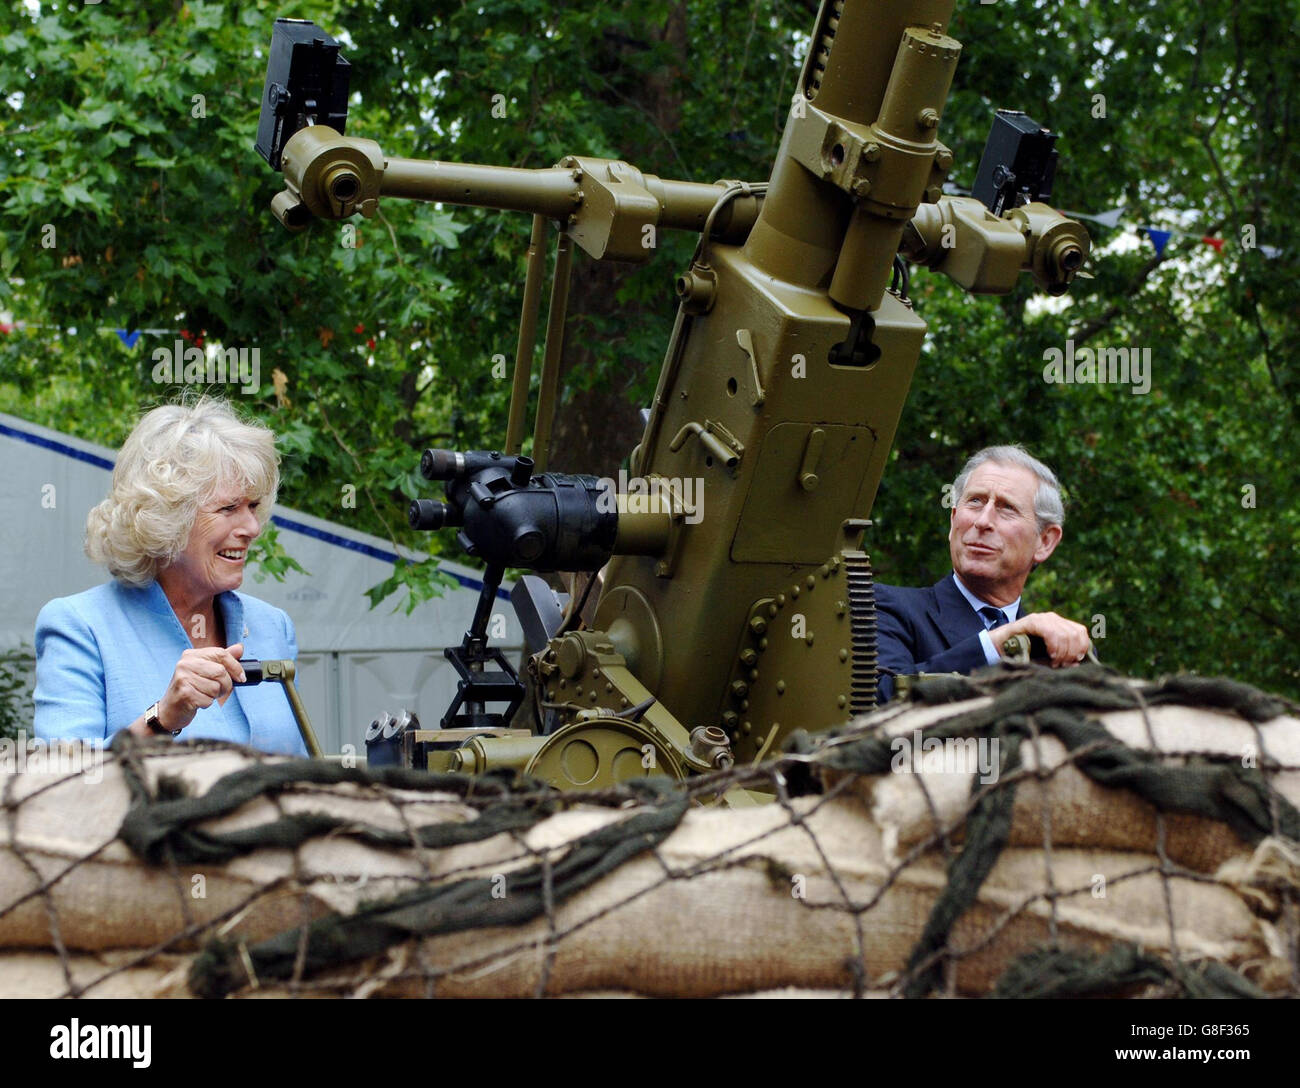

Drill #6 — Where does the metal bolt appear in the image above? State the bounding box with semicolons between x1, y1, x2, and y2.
750;617;767;635
918;107;939;129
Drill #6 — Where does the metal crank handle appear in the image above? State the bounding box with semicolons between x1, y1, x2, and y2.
232;659;323;758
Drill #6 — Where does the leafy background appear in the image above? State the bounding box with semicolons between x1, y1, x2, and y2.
1;0;1296;698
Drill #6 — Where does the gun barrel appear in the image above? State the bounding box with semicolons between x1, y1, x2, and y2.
382;158;580;219
651;177;762;237
383;157;759;241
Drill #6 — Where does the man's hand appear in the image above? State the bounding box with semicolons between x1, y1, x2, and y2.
996;613;1090;668
156;643;248;731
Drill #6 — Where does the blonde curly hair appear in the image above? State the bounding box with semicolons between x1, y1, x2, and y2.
85;396;280;586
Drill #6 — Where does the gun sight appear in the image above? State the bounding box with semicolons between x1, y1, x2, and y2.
254;19;350;173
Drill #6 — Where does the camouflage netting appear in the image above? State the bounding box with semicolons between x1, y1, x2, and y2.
2;664;1298;998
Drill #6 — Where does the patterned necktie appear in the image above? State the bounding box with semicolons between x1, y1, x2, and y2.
978;605;1008;631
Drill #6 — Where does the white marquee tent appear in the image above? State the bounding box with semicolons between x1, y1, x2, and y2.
0;411;523;755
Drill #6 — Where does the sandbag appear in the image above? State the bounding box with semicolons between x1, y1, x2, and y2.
0;744;486;951
2;669;1296;998
0;949;189;999
861;702;1300;873
258;821;1271;999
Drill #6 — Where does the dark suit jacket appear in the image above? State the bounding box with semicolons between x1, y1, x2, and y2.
874;575;993;703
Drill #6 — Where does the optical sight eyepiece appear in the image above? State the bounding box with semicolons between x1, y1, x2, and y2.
420;449;462;480
409;499;450;530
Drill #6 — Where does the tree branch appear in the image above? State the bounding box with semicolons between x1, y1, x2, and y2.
314;396;403;550
587;70;691;179
1242;603;1300;642
1068;253;1164;348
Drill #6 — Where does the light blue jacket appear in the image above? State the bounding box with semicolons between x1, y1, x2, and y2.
34;580;308;755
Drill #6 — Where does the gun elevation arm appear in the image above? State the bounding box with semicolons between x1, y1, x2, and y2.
273;125;762;262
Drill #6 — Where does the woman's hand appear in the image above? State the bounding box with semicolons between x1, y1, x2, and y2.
154;642;247;732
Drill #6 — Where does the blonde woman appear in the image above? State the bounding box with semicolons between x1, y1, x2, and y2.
34;397;306;754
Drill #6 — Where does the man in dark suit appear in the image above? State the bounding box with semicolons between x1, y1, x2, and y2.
875;445;1091;702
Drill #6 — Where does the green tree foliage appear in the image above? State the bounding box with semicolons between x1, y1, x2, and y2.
0;646;35;741
0;1;1295;696
871;0;1300;698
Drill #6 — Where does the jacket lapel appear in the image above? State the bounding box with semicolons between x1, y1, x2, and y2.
928;574;984;650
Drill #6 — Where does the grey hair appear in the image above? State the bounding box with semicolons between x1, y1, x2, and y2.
952;445;1065;532
85;395;280;586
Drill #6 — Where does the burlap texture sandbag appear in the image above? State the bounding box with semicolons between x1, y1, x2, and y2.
3;682;1294;998
0;950;189;998
175;785;1279;998
0;744;488;951
857;700;1300;872
183;795;1278;998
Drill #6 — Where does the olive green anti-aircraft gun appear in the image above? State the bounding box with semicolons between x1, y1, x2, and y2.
254;0;1090;798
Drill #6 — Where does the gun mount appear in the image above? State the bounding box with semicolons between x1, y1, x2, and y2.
255;3;1091;795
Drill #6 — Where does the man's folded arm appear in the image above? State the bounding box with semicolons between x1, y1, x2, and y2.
874;598;988;704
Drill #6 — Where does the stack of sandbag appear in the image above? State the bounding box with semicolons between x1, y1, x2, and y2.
816;669;1300;996
1;668;1296;998
0;741;482;996
861;697;1300;872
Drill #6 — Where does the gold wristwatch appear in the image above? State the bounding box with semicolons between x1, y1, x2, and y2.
145;702;181;736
